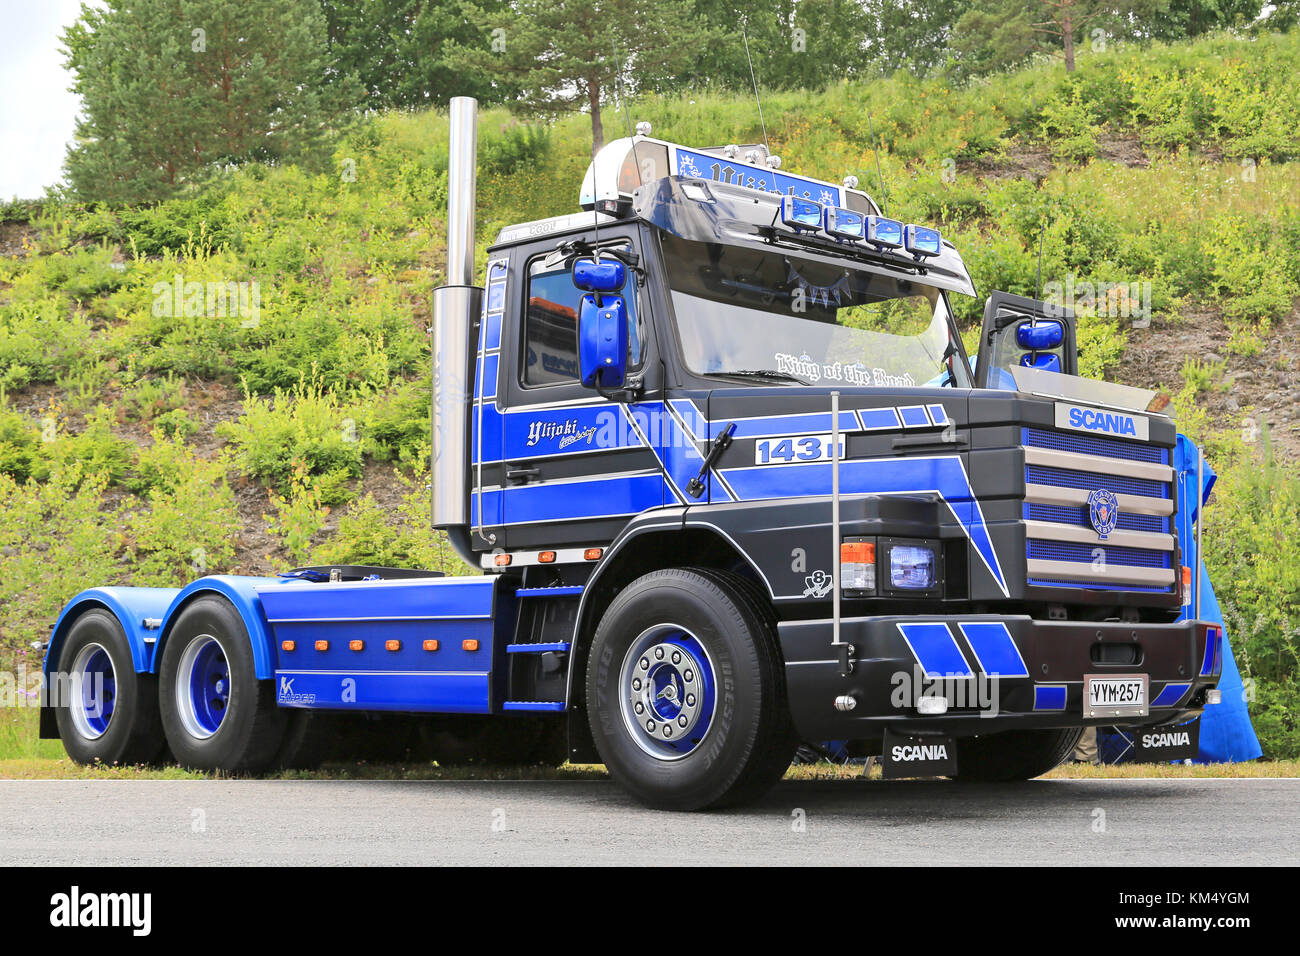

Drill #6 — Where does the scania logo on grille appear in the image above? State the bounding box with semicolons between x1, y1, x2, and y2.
1088;488;1119;540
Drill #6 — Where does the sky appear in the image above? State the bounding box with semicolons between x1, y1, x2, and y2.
0;0;95;200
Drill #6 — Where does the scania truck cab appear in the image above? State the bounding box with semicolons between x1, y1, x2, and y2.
41;98;1222;810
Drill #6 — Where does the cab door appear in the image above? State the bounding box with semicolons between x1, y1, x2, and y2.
496;227;662;549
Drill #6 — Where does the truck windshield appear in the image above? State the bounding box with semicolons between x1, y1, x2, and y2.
660;234;967;388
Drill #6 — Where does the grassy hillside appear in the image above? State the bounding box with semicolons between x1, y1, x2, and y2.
2;30;1299;756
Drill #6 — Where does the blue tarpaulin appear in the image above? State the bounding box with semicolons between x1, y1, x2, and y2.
1172;435;1262;763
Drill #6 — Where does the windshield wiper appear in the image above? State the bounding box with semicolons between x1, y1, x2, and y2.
713;369;813;385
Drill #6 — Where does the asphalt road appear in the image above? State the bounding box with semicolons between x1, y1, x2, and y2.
2;778;1295;865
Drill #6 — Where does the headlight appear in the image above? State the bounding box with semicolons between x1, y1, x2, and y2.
889;545;935;589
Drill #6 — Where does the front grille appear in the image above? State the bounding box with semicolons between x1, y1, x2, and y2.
1022;427;1177;593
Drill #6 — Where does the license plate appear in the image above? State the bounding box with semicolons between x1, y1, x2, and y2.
1084;674;1148;718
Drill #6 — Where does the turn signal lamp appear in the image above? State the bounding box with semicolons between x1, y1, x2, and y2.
1181;566;1192;605
840;541;876;592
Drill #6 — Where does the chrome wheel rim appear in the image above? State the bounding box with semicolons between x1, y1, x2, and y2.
618;624;717;761
175;634;231;740
69;643;116;740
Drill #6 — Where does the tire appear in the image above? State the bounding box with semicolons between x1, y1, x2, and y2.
585;568;797;810
158;596;286;772
53;609;166;766
952;727;1083;782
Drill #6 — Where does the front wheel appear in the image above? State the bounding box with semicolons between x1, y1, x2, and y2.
951;727;1083;782
586;568;796;811
158;596;286;772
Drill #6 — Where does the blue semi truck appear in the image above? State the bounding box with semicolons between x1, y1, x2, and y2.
40;98;1222;809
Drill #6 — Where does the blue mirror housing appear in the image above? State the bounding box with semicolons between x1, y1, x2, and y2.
572;257;626;294
578;293;629;388
1020;352;1062;373
1016;319;1065;350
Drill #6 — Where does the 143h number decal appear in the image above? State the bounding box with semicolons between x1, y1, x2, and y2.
754;434;845;465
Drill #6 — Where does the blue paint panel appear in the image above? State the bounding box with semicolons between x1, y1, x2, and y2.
483;311;502;351
486;281;506;314
1152;682;1191;707
724;410;858;440
898;405;930;427
1034;685;1068;711
503;701;567;712
516;586;585;597
898;622;973;678
477;352;499;400
275;670;490;713
1200;628;1220;677
488;259;508;280
473;401;504;463
500;403;640;461
927;404;949;425
257;576;495;624
483;473;664;525
959;622;1029;677
506;642;572;653
858;407;902;430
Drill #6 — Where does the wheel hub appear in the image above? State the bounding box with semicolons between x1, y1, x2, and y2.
619;627;717;760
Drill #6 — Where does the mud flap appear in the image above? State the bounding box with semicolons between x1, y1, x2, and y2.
881;729;958;779
1132;719;1200;762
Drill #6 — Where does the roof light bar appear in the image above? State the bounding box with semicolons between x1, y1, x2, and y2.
824;206;867;241
780;195;824;231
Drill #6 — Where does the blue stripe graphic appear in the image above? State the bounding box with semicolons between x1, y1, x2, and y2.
1034;685;1067;711
898;622;973;677
958;622;1029;677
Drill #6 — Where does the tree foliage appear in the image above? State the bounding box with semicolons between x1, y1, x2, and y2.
62;0;359;203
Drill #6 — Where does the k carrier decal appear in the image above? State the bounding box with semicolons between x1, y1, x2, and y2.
1055;401;1150;441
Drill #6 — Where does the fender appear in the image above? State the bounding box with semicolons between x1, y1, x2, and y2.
44;575;291;681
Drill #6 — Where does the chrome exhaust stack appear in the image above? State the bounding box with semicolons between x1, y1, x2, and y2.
431;96;481;556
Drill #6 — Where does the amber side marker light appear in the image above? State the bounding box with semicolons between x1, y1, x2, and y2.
349;640;364;652
463;639;480;652
494;554;512;567
539;550;557;563
281;640;296;652
385;640;402;652
423;640;439;652
584;547;604;561
314;640;329;652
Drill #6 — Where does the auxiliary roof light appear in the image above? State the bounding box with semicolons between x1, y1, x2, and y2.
824;206;867;241
866;216;904;248
903;224;942;258
781;195;824;231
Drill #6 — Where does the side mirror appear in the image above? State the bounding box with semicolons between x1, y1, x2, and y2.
573;257;629;389
975;291;1077;390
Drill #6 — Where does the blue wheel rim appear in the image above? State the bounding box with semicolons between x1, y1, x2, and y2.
619;625;718;761
175;635;230;739
69;643;116;740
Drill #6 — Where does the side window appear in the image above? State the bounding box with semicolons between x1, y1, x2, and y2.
522;246;645;388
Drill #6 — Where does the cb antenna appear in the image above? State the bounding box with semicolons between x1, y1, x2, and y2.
741;19;770;154
1034;217;1046;302
866;109;888;213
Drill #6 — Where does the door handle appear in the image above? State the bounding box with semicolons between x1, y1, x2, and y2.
506;465;541;484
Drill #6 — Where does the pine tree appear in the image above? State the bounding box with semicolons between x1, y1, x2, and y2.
62;0;360;202
449;0;707;155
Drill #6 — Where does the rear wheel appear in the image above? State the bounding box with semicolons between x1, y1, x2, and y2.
952;727;1083;782
54;609;165;766
586;568;796;810
159;596;286;772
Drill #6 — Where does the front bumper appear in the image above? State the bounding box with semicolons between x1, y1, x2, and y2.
780;613;1221;740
